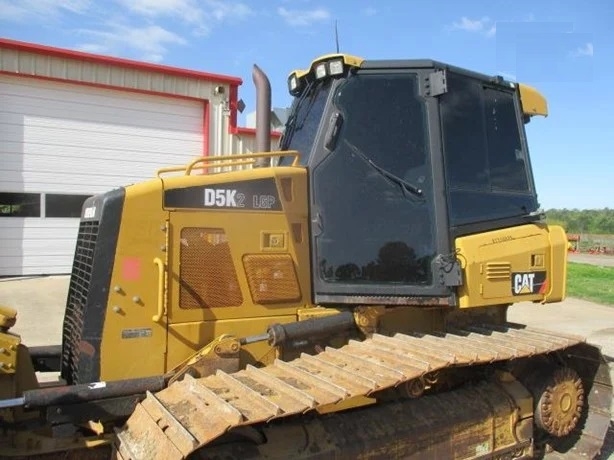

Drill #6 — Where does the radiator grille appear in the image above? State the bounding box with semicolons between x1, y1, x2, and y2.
179;228;243;309
61;220;99;384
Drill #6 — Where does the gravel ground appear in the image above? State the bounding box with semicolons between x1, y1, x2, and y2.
569;253;614;268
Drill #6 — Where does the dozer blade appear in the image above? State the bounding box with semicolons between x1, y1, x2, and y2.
113;323;612;459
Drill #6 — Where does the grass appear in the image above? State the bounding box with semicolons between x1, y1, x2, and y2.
567;262;614;306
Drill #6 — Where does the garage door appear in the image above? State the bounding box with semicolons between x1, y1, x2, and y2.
0;75;204;276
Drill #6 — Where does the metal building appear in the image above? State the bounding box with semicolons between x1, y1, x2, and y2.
0;38;274;276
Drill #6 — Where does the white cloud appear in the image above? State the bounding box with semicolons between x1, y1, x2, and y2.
141;53;164;63
0;0;91;22
74;43;109;54
453;16;489;32
277;6;330;27
114;0;252;36
207;0;252;21
450;16;496;38
0;2;29;22
362;7;377;17
76;23;186;62
0;0;252;63
571;42;594;58
115;0;192;16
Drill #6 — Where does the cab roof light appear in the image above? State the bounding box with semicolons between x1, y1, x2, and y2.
308;53;364;71
286;69;309;96
314;62;327;79
328;59;344;76
288;74;300;94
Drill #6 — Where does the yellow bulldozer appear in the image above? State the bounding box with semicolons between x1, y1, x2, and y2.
0;54;611;459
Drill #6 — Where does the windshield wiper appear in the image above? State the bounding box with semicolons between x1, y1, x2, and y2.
343;139;424;199
280;80;315;150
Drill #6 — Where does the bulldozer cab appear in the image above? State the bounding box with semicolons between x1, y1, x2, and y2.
280;55;542;305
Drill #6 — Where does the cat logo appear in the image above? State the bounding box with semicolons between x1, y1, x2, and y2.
83;205;97;219
511;271;547;296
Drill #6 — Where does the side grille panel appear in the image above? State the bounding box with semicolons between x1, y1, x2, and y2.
179;227;243;309
243;254;301;304
62;221;99;385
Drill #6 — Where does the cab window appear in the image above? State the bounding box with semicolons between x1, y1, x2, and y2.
440;73;537;227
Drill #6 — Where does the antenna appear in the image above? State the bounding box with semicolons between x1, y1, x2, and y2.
334;20;340;53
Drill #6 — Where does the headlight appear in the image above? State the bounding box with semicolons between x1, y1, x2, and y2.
328;59;344;76
314;62;327;79
288;73;302;95
289;74;298;91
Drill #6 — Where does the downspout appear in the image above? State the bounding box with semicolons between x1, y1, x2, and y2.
252;64;271;167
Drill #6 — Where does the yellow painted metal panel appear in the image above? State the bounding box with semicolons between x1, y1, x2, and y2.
455;224;566;308
99;179;170;381
518;83;548;117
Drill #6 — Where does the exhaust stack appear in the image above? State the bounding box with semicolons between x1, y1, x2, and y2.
252;64;271;167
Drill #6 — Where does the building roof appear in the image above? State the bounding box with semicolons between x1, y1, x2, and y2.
0;38;242;85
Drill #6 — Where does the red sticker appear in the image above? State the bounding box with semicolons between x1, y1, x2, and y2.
122;257;141;281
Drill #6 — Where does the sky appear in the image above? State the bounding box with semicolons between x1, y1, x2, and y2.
0;0;612;210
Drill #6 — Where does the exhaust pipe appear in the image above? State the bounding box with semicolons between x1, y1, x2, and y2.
252;64;271;167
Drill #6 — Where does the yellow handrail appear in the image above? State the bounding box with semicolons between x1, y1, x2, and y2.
152;257;165;322
157;159;254;176
185;159;256;175
156;150;300;177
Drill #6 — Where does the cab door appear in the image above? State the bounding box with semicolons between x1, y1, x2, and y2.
309;70;451;303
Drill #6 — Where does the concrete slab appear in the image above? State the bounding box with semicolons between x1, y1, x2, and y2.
508;298;614;358
0;275;68;347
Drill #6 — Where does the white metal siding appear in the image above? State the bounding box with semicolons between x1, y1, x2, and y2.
0;45;223;101
0;75;204;276
0;218;78;275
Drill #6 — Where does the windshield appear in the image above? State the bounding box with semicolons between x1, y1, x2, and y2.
279;79;332;166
